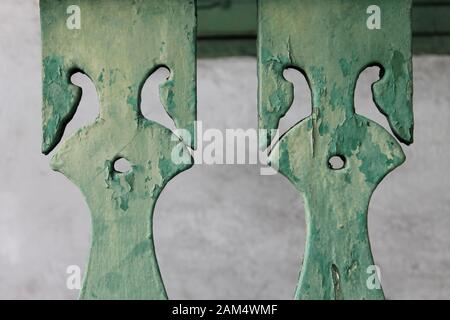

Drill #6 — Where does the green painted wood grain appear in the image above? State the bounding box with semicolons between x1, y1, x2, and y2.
40;0;196;299
258;0;414;300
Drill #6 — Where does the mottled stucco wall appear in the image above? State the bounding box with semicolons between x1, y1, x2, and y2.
0;0;449;299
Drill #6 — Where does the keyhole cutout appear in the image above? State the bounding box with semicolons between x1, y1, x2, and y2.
278;68;312;139
328;155;346;170
141;66;176;132
113;158;132;174
61;72;100;146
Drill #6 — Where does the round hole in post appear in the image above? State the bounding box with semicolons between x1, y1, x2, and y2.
328;155;346;170
113;157;132;174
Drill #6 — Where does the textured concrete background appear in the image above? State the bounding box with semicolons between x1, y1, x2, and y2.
0;0;449;299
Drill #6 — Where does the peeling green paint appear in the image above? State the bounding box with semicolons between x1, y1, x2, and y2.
40;0;196;299
259;0;414;300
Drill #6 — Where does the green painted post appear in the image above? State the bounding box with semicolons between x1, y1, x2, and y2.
258;0;414;300
40;0;196;299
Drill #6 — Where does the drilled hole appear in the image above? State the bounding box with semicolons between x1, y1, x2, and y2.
328;155;346;170
113;158;132;174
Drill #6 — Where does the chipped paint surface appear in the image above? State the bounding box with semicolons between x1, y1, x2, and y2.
259;0;414;299
40;0;196;299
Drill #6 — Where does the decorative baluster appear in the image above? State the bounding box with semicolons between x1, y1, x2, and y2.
40;0;196;299
258;0;414;300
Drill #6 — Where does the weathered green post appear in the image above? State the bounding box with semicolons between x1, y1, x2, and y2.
258;0;414;299
40;0;196;299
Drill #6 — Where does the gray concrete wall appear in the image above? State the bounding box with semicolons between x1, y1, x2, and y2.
0;0;449;299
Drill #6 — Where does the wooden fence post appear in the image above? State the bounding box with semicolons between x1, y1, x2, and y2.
258;0;414;300
40;0;197;299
